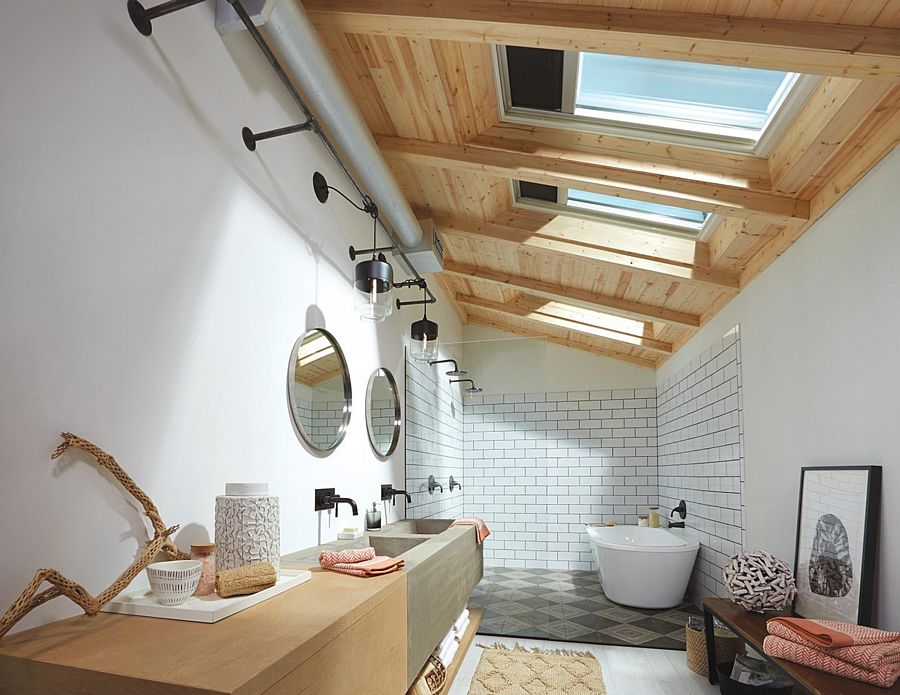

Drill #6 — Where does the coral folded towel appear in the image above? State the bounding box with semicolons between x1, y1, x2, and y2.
318;546;404;577
450;518;490;544
764;618;900;688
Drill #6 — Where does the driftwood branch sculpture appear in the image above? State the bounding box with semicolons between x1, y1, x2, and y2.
0;433;188;638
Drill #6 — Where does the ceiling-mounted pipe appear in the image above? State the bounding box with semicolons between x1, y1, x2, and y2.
216;0;424;251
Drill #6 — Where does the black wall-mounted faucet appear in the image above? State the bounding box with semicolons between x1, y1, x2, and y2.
428;475;443;494
668;500;687;528
449;476;462;492
381;484;412;505
314;487;358;516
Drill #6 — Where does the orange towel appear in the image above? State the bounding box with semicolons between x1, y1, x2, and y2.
451;518;490;544
319;546;404;577
768;618;900;649
326;555;405;577
764;635;900;689
767;619;900;672
319;546;375;568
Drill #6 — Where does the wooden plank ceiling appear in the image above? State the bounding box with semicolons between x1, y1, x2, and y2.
309;0;900;369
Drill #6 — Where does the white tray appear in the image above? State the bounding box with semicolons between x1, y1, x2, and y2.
101;569;311;623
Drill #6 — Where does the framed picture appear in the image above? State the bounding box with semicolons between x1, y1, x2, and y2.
793;466;881;625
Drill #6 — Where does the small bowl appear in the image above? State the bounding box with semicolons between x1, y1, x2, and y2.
146;560;202;606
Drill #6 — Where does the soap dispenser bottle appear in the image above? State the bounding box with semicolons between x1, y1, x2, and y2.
365;502;382;531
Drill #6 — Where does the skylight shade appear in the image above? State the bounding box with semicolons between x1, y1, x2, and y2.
567;189;708;229
576;54;796;133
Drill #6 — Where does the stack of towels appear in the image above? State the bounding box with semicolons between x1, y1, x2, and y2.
318;547;404;577
435;609;471;670
763;617;900;688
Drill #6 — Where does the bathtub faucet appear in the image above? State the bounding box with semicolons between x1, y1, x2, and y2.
668;500;687;528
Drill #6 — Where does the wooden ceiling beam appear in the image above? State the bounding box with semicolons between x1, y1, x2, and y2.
473;123;772;190
465;314;659;369
378;135;809;224
769;79;894;196
304;0;900;80
442;260;701;328
438;217;740;292
458;294;674;354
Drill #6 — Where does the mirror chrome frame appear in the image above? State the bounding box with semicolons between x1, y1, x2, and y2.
287;328;352;455
365;367;401;459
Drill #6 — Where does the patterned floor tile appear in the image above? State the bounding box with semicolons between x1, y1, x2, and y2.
601;623;662;645
656;607;699;625
597;606;646;623
471;569;695;649
666;628;688;642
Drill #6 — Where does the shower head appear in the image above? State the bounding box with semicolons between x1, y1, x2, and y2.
450;378;482;394
429;358;468;376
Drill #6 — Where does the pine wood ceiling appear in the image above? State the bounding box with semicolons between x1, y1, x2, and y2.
308;0;900;369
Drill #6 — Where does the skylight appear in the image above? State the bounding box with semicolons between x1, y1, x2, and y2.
499;47;811;151
516;181;710;237
575;54;797;138
567;190;708;230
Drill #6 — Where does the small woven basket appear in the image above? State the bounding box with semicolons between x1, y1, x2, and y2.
686;620;745;677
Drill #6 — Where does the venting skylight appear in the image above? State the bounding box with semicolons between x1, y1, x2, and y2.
499;47;812;151
517;181;710;237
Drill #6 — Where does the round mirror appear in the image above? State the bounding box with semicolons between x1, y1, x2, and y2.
287;329;351;454
365;368;401;458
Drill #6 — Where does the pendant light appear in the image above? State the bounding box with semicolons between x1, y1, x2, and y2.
401;282;438;362
351;221;393;322
313;172;394;323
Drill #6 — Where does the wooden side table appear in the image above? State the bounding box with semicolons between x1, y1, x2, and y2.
702;598;900;695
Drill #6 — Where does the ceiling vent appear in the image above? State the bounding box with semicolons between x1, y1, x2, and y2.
402;219;445;273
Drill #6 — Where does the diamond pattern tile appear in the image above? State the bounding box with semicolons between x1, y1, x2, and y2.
472;568;701;648
601;623;661;645
597;606;646;624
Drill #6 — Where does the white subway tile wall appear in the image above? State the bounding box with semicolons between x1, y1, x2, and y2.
404;329;745;585
657;327;745;599
293;399;345;450
464;389;658;570
405;358;466;519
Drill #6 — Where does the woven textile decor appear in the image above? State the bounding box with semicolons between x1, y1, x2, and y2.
468;644;606;695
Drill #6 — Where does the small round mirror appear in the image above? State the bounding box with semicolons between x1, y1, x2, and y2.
287;329;351;454
365;368;400;458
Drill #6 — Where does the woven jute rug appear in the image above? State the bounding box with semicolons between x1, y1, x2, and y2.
467;644;607;695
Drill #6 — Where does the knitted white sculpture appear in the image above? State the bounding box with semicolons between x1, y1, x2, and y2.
724;551;796;612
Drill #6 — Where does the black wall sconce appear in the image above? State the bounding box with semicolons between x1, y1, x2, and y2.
127;0;206;36
313;172;395;323
242;121;315;152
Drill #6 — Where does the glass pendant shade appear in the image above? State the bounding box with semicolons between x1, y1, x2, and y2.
410;317;439;362
354;255;393;322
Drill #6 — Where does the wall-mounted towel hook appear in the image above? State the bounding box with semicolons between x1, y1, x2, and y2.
428;475;443;494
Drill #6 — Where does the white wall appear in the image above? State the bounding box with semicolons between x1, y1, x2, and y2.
0;0;461;632
657;149;900;630
459;325;656;394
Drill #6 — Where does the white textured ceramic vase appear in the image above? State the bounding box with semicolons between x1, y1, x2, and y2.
214;484;280;573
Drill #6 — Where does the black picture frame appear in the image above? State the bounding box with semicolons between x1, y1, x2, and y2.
793;466;881;626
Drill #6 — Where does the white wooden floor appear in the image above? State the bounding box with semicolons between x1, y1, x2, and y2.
447;635;720;695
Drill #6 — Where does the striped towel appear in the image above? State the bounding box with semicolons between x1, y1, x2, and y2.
764;618;900;688
319;546;404;577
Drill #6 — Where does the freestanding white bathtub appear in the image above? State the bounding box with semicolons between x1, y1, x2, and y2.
586;525;699;609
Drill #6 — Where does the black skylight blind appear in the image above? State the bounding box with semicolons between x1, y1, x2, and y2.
518;181;558;202
506;47;564;111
